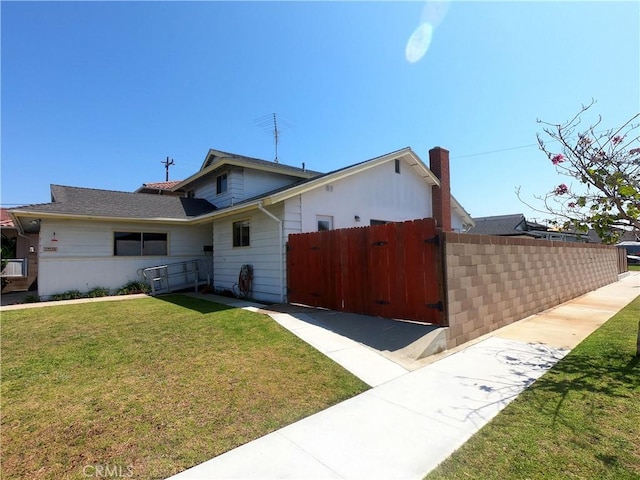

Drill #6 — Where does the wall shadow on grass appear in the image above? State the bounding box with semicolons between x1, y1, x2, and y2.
153;294;235;314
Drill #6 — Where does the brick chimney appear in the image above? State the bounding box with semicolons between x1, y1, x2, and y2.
429;146;452;232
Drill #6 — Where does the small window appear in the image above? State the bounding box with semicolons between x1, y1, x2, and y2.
216;173;228;194
370;219;389;226
233;220;250;247
394;159;401;174
317;215;333;231
114;232;167;256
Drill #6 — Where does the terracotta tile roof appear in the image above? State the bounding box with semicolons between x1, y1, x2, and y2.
140;180;182;190
1;208;15;228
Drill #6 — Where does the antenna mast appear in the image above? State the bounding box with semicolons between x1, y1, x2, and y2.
254;113;293;163
273;113;279;163
161;157;175;181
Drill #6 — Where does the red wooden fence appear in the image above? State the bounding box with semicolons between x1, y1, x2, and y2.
287;218;444;325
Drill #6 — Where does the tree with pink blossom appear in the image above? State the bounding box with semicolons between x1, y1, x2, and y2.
520;100;640;244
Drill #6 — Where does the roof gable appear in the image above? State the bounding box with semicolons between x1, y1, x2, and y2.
173;148;321;192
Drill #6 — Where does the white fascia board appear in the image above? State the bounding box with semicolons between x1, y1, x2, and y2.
451;196;475;228
188;201;263;224
9;210;191;225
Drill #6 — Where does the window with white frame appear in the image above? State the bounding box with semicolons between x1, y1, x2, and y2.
232;220;250;247
317;215;333;231
114;232;168;256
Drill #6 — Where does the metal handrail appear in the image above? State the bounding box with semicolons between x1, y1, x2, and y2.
139;259;208;295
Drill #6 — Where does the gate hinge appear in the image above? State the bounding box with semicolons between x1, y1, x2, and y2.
372;241;388;246
426;301;443;312
424;235;440;246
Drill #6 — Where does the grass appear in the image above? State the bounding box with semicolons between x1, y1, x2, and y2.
628;264;640;271
1;295;369;479
426;295;640;480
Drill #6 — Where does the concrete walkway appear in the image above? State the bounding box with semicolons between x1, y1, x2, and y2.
172;272;639;480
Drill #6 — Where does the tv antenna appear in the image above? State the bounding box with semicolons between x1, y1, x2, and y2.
254;113;293;163
161;156;175;181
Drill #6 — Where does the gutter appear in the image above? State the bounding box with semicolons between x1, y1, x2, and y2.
257;202;285;303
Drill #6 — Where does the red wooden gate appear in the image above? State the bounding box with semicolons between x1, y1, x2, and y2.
287;218;444;325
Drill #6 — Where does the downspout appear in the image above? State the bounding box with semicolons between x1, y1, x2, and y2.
258;202;285;303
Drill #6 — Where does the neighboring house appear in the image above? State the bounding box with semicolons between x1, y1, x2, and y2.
134;180;184;196
469;213;589;242
9;146;474;302
1;208;38;292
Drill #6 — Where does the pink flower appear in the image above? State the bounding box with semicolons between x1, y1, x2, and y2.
568;202;576;208
554;184;569;195
630;148;640;155
612;135;623;145
551;154;564;165
578;135;592;146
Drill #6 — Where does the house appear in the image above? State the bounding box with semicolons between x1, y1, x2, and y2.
1;208;38;293
134;180;185;196
8;146;474;302
469;213;589;242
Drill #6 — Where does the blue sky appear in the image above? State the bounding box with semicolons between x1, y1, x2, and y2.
2;1;639;222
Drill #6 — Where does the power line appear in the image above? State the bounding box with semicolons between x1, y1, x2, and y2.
451;127;621;160
452;143;539;159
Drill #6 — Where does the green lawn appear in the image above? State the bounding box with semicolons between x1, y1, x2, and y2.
628;264;640;271
1;295;369;479
426;296;640;480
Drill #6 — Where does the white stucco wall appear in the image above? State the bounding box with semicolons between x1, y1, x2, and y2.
299;158;433;232
37;219;212;298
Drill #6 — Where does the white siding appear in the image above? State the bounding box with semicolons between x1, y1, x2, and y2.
213;204;285;303
192;166;243;207
243;169;304;200
451;209;465;232
191;167;302;208
37;219;212;298
300;158;433;232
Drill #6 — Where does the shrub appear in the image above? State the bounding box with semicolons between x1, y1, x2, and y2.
50;290;83;301
23;294;40;303
117;281;150;295
87;286;110;298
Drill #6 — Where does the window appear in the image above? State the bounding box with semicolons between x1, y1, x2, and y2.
216;173;228;194
233;220;250;247
114;232;167;256
394;158;401;174
317;215;333;231
370;219;389;226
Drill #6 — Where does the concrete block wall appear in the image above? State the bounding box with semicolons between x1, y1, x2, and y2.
442;232;620;349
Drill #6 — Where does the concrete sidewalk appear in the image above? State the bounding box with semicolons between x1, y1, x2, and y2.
172;272;639;480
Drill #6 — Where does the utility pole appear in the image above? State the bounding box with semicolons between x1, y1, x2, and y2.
161;157;175;181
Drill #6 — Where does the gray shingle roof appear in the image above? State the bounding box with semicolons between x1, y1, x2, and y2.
468;214;527;235
202;148;323;177
11;185;216;220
